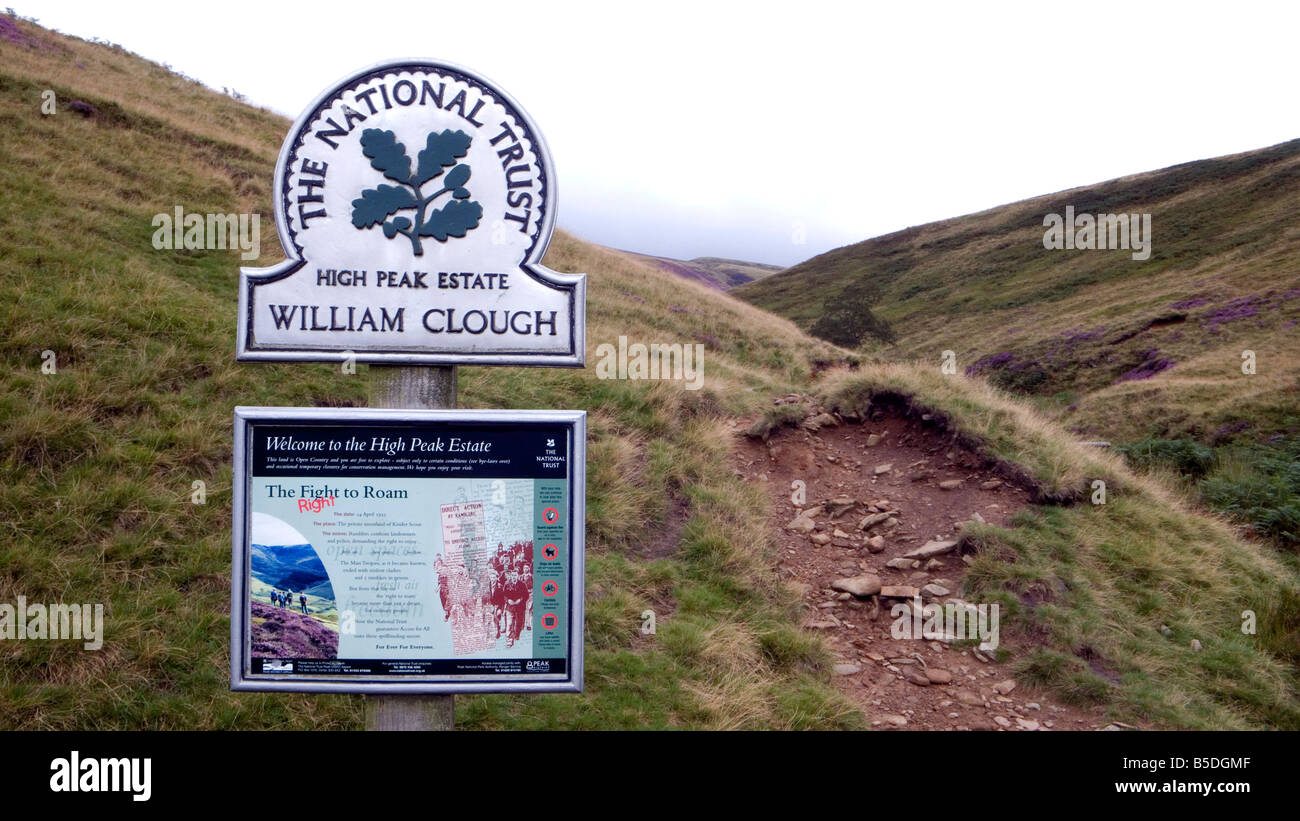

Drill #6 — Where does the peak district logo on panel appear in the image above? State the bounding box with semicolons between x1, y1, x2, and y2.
350;127;483;256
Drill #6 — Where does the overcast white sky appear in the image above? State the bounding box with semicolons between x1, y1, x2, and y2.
250;512;306;547
24;1;1300;266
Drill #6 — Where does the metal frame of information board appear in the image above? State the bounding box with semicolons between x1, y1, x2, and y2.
230;406;585;694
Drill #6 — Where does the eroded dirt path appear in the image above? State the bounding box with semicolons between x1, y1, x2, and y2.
733;398;1120;731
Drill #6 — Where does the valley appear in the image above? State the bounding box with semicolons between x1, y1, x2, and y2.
0;12;1296;732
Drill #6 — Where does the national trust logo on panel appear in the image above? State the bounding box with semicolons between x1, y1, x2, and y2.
237;59;585;366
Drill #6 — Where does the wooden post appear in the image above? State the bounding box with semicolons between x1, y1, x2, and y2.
370;365;458;411
365;692;455;731
365;364;457;731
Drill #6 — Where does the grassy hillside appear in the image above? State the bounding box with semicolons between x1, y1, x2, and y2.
2;14;1297;730
0;16;857;730
737;139;1300;553
736;140;1300;439
621;250;784;290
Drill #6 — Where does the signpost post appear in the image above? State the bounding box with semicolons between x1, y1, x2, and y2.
366;364;457;730
232;59;586;731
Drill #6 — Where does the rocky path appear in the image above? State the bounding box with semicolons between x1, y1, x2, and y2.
733;398;1125;731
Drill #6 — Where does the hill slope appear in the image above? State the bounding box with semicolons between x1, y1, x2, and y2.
250;602;338;660
0;16;857;731
2;13;1297;731
620;250;784;290
736;140;1300;444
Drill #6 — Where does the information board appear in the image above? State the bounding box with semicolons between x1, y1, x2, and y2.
230;407;585;693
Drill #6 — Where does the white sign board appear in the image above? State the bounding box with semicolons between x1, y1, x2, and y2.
237;59;585;366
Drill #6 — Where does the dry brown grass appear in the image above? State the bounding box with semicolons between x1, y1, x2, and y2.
1;18;286;159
